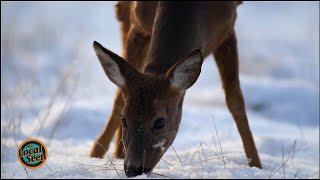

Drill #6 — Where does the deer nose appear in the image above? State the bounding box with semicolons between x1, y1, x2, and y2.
125;166;151;177
125;166;142;177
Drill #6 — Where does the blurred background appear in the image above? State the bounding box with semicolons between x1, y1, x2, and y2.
1;1;319;178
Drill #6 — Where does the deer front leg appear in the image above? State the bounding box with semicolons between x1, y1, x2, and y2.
213;30;262;168
90;89;124;158
90;2;130;159
114;124;125;158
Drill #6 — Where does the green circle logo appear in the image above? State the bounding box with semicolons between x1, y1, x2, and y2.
17;139;48;169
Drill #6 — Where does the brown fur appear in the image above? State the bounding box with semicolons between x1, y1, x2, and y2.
90;1;261;176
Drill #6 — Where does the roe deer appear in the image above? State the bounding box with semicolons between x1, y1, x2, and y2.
90;1;262;177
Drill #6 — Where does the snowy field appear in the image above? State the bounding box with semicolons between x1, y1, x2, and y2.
1;1;319;179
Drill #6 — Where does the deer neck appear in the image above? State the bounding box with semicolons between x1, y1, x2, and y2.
143;2;205;75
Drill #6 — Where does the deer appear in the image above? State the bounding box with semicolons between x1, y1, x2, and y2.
90;1;262;177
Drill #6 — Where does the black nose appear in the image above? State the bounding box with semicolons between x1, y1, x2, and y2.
125;167;141;177
125;166;151;177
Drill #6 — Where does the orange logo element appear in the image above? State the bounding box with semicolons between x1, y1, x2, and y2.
17;139;48;169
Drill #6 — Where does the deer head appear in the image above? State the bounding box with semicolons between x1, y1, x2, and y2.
93;41;203;177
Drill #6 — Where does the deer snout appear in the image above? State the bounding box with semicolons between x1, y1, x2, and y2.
125;165;151;177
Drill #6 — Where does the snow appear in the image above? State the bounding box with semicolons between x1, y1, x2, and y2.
1;1;319;179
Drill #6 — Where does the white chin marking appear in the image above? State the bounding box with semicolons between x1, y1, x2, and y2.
153;139;167;153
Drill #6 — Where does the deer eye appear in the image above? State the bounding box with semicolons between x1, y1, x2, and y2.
121;116;128;128
153;118;165;129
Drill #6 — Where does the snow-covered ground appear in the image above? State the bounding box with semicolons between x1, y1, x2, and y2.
1;1;319;179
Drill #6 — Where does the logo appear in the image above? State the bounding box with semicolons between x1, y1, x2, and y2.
17;139;48;169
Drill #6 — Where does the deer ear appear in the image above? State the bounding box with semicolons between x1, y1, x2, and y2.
166;49;203;91
93;41;138;88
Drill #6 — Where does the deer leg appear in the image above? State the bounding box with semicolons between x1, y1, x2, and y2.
213;30;262;168
114;124;125;158
90;90;124;158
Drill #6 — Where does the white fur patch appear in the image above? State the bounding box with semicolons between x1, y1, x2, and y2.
153;139;167;153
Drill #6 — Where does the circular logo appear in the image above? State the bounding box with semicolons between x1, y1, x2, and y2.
17;139;48;169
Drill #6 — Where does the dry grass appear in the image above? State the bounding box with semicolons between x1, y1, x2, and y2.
1;9;82;177
94;140;121;178
1;133;8;175
2;4;81;133
75;115;236;179
75;121;309;179
211;114;227;169
267;140;307;179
